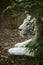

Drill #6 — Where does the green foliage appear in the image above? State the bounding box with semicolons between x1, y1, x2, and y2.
3;0;43;18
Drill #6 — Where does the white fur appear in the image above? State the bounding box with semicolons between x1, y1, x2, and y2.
19;15;36;37
8;15;36;56
8;47;34;56
15;39;32;47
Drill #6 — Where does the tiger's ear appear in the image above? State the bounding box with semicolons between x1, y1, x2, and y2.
24;11;31;17
26;14;31;17
26;14;31;20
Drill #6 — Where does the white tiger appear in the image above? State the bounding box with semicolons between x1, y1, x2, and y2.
8;14;36;56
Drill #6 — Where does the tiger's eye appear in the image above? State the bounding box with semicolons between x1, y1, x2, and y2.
27;22;31;25
27;23;29;25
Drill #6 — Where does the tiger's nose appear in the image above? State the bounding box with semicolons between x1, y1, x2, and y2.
19;29;22;31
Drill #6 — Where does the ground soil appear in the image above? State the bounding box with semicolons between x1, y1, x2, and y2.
0;29;32;65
